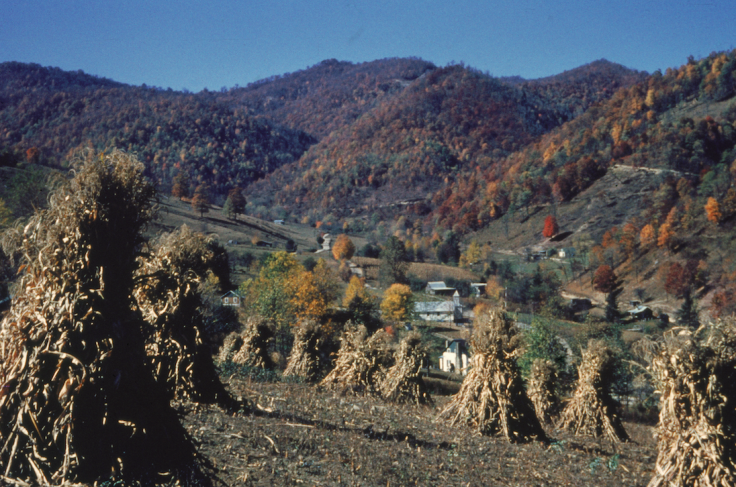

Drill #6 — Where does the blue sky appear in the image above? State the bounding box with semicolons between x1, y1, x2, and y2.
1;0;734;92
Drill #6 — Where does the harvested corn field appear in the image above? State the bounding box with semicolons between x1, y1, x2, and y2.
180;377;658;486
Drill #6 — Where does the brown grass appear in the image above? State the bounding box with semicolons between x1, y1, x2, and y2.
0;150;203;485
283;320;331;382
134;225;232;405
350;257;478;283
229;316;275;369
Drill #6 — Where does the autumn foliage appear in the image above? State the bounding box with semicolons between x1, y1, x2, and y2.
592;265;617;294
332;234;356;261
380;284;414;323
542;215;559;238
705;197;722;224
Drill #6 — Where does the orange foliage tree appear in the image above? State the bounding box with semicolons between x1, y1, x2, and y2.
542;215;559;238
705;197;722;224
639;223;656;249
664;262;689;299
657;222;674;250
191;185;210;218
619;223;638;260
171;172;190;200
332;234;356;261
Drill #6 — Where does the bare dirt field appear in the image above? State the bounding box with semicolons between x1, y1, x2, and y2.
181;378;657;486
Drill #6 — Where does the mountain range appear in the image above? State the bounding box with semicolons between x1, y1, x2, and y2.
2;51;736;314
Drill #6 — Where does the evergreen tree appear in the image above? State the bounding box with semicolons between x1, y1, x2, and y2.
677;289;700;328
605;288;621;323
379;236;409;286
223;187;246;220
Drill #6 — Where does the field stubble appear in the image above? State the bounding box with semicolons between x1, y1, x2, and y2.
181;379;657;486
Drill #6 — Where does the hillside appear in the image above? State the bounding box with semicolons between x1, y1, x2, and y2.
466;63;736;319
0;62;315;197
0;57;643;213
245;62;645;224
507;59;649;120
213;57;437;139
3;52;736;317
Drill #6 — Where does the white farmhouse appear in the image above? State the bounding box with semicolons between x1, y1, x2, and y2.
438;339;469;375
414;292;463;322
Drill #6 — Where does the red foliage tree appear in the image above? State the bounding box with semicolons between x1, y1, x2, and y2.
542;215;559;238
593;265;617;294
664;262;689;299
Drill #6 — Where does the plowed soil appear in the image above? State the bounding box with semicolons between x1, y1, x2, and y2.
179;379;657;486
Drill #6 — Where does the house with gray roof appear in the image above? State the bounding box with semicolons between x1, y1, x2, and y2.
415;291;463;322
425;281;456;296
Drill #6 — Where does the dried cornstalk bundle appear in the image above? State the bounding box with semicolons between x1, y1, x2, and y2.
642;322;736;487
0;150;205;485
527;359;559;424
320;325;393;395
284;320;329;382
219;332;244;363
380;331;432;405
558;340;629;443
438;309;547;442
231;317;275;369
134;225;233;406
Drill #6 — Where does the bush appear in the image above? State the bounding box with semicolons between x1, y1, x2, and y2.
409;276;427;292
303;256;317;271
357;242;381;258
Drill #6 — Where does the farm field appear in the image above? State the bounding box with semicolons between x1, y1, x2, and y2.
182;377;657;486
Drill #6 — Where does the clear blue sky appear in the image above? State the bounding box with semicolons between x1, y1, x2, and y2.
1;0;734;92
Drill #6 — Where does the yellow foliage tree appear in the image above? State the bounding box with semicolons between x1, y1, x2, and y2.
459;241;484;268
485;276;505;301
332;234;355;261
344;275;369;307
640;223;656;249
312;259;339;304
289;270;330;322
380;284;414;323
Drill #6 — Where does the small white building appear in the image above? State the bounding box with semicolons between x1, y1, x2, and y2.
439;339;469;375
558;247;576;258
470;283;486;297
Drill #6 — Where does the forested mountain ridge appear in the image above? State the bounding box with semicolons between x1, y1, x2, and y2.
245;61;647;224
0;57;645;208
432;49;736;234
0;62;315;196
503;59;649;120
213;57;438;139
